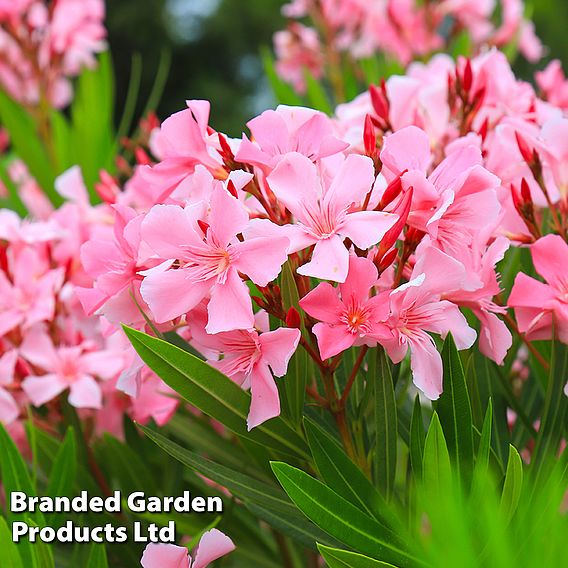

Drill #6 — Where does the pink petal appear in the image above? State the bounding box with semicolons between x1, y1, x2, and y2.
324;154;375;210
475;309;513;366
81;351;125;380
141;204;199;260
141;268;210;323
232;237;290;287
193;528;235;568
412;245;466;297
425;301;477;350
267;152;321;217
22;374;67;407
206;270;254;333
339;256;378;303
508;273;556;308
429;146;483;193
19;328;58;371
68;375;102;409
0;387;19;424
208;186;249;246
247;362;280;430
141;543;189;568
75;286;108;316
408;332;443;400
297;235;349;282
380;125;431;175
313;322;356;360
531;234;568;290
299;282;343;323
340;211;397;250
0;350;18;386
259;328;301;376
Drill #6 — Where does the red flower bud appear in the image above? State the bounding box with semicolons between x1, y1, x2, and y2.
285;307;301;329
135;147;151;166
363;114;376;158
515;132;534;165
378;247;398;273
520;178;532;204
378;172;406;210
462;59;473;93
370;84;389;123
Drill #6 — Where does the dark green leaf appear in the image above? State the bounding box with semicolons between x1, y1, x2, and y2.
500;445;523;522
422;413;452;498
271;462;421;567
410;396;425;480
436;334;474;484
318;544;399;567
371;349;397;498
124;326;309;458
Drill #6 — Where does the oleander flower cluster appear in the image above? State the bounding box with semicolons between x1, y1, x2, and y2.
72;47;566;433
0;166;178;448
0;0;106;108
275;0;544;93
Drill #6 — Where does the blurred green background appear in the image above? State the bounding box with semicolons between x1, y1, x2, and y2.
106;0;568;136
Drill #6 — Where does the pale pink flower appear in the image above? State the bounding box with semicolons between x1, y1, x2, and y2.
141;529;235;568
536;60;568;111
508;235;568;342
189;308;301;429
0;247;64;336
140;186;289;332
300;255;388;359
20;327;124;409
266;152;397;282
235;105;347;172
375;247;476;399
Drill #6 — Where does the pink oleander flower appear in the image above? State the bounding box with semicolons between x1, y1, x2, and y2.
536;60;568;111
508;234;568;342
380;126;502;259
446;236;513;365
273;23;324;94
189;308;301;429
299;255;388;359
266;152;397;282
140;185;289;333
375;246;477;399
235;105;347;173
141;529;235;568
140;100;225;203
0;247;64;336
19;326;124;409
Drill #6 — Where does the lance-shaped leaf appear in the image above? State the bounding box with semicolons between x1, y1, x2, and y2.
410;396;425;480
0;517;24;568
45;428;77;528
531;339;568;483
139;425;334;549
422;413;452;498
280;261;307;426
86;544;108;568
370;349;397;499
271;462;423;567
124;326;309;459
305;419;400;531
318;544;400;567
500;445;523;523
435;334;473;484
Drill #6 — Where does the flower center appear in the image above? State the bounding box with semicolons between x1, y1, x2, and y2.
340;298;372;335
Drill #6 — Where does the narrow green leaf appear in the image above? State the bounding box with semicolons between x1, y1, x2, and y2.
124;326;309;458
422;413;452;498
280;261;307;425
0;517;24;568
26;520;54;568
45;428;77;528
271;462;421;567
500;445;523;522
531;339;568;482
305;419;398;530
475;399;493;477
139;425;334;549
436;334;474;484
371;349;397;499
86;544;108;568
0;423;43;524
318;544;399;567
410;396;425;480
